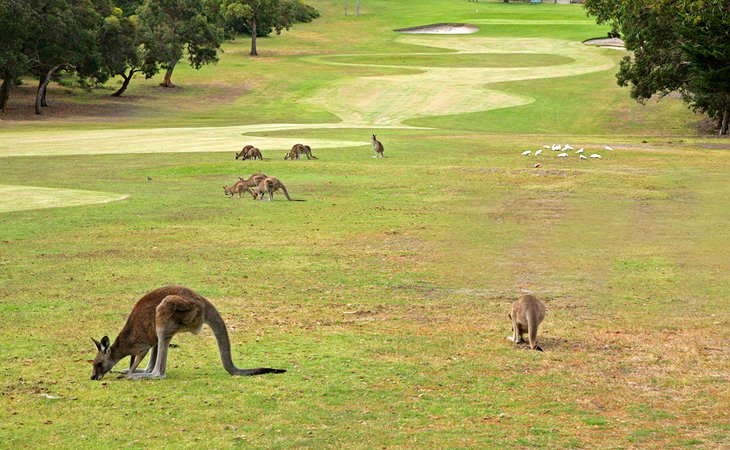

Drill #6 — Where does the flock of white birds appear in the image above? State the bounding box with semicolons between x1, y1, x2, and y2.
521;144;614;166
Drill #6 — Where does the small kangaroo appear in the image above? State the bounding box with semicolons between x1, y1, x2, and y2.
223;182;249;197
235;145;255;160
507;294;546;351
371;135;384;158
250;176;293;201
89;285;286;380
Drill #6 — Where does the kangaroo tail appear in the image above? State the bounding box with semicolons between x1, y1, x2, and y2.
527;315;540;351
237;367;287;376
279;182;293;201
205;300;286;376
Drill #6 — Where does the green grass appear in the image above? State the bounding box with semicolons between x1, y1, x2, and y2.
1;0;729;448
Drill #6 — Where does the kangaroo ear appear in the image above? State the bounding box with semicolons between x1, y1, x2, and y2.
91;337;102;351
100;336;110;352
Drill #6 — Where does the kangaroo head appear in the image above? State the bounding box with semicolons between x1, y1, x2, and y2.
372;134;377;140
89;336;116;380
224;186;230;195
250;188;259;199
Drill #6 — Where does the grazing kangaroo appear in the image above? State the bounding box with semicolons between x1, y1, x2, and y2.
507;294;546;351
371;135;384;158
284;144;304;160
250;176;293;201
244;147;263;160
89;285;286;380
223;182;249;197
224;173;267;197
236;145;255;160
300;144;317;160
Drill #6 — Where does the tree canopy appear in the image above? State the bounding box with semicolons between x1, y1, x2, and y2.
222;0;319;56
584;0;730;134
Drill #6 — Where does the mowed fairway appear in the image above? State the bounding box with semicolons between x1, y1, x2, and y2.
1;1;729;448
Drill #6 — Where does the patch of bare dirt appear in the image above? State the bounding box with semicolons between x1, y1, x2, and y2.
0;85;143;123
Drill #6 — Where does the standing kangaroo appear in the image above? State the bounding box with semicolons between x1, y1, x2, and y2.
371;135;384;158
507;294;546;351
89;285;286;380
250;176;293;201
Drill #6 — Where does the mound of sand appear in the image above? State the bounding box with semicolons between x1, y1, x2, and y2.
395;23;479;35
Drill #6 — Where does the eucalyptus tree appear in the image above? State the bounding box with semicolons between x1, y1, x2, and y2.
584;0;730;134
137;0;224;87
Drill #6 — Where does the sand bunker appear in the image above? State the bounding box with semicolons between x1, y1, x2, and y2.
584;37;626;50
0;184;128;213
395;23;479;35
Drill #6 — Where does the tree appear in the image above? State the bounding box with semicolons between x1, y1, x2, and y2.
98;7;147;97
138;0;224;87
27;0;110;114
222;0;316;56
584;0;730;135
0;0;32;111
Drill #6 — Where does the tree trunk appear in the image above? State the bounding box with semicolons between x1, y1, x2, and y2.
161;59;178;87
0;71;11;112
250;16;258;56
344;0;347;16
355;0;359;16
720;110;729;136
35;63;71;115
112;69;137;97
37;77;48;107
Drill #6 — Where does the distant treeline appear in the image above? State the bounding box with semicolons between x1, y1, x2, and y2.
0;0;319;114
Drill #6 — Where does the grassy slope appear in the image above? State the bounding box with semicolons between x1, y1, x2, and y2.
1;0;729;448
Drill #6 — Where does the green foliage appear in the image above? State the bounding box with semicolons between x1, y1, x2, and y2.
138;0;225;69
584;0;730;133
222;0;318;37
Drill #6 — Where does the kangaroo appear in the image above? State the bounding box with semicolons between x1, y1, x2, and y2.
235;145;255;160
507;294;546;351
300;144;317;160
238;173;267;189
223;182;249;197
242;147;262;160
89;285;286;380
224;173;267;197
250;176;293;201
284;144;304;160
371;134;384;158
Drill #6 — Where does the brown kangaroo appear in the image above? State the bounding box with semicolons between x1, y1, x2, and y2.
89;285;286;380
238;173;267;189
235;145;255;160
224;173;267;197
371;135;384;158
223;182;249;197
250;176;293;201
284;144;304;160
300;144;317;159
244;147;263;160
507;294;546;351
